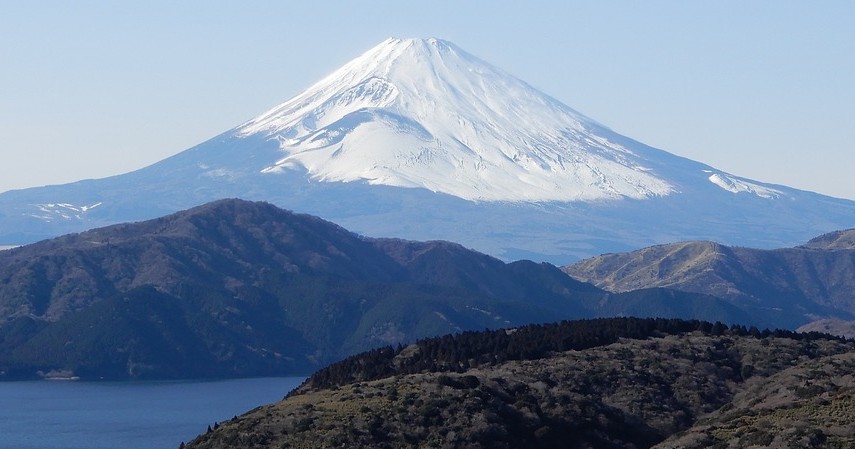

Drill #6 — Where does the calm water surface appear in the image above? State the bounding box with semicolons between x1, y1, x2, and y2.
0;377;304;449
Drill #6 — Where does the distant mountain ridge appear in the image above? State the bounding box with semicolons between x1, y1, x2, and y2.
0;199;754;380
801;229;855;250
1;38;854;262
564;231;855;328
797;318;855;339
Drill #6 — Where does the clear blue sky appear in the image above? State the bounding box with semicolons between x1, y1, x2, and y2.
2;1;854;199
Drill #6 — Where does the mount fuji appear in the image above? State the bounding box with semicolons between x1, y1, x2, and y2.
2;38;854;263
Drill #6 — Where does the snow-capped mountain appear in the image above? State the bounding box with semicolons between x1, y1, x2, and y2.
239;38;672;202
1;38;854;263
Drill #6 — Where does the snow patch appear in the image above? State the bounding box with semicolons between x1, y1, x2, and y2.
203;168;239;180
433;311;462;332
708;173;783;199
27;202;102;222
466;305;512;324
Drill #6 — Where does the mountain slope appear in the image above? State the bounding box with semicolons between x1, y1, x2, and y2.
239;38;674;203
656;351;855;448
801;229;855;250
0;199;767;379
184;318;855;449
797;318;855;339
2;38;855;263
0;199;590;378
564;234;855;328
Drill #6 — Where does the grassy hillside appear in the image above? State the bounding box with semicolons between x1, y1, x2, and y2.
564;237;855;328
185;318;854;449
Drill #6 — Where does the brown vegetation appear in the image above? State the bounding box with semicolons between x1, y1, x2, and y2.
186;319;855;449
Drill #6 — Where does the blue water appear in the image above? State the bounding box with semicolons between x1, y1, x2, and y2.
0;377;304;449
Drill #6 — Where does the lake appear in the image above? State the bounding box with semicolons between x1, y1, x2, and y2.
0;377;304;449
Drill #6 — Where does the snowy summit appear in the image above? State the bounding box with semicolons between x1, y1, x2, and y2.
238;38;674;202
5;36;852;261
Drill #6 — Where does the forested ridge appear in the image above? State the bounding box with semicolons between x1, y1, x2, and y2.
297;317;843;394
188;317;855;449
0;199;755;380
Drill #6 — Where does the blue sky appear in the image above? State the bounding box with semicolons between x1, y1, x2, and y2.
2;1;854;199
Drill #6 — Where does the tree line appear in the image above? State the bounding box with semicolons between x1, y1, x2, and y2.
295;317;846;394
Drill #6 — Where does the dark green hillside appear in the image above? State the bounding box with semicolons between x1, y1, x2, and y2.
1;285;317;379
0;269;594;380
0;199;608;380
185;317;855;449
0;199;772;380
